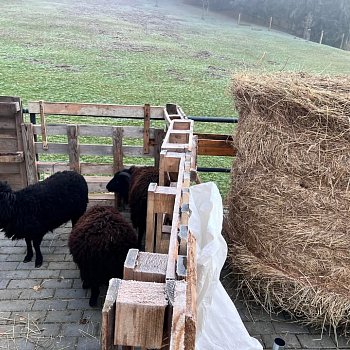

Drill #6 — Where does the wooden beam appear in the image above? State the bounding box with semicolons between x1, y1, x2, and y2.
197;139;235;156
114;280;168;348
101;278;121;350
28;101;165;119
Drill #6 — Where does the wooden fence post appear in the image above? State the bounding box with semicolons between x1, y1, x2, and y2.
237;13;241;25
269;17;272;31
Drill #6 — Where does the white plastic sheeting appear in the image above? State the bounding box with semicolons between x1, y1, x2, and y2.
189;182;263;350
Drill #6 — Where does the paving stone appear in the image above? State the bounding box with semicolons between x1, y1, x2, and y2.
28;269;62;279
54;288;88;299
76;336;100;350
53;336;78;348
0;289;21;300
0;270;30;279
0;279;9;289
244;321;276;335
273;320;311;334
0;300;34;312
7;279;42;289
48;261;77;270
20;288;55;300
67;299;91;310
32;299;68;312
40;277;73;289
297;333;337;348
0;262;19;270
45;310;82;323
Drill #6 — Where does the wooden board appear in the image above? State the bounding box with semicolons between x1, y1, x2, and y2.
28;101;165;119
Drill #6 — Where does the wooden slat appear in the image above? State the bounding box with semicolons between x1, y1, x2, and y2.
169;281;186;350
0;102;20;117
0;139;18;152
34;143;155;157
39;100;48;150
85;175;111;193
166;155;185;280
0;116;16;129
21;123;38;185
33;124;156;139
145;183;157;252
67;125;80;172
185;231;197;350
28;101;165;119
0;162;20;173
143;104;150;154
0;152;23;163
112;127;123;173
101;278;120;350
197;139;235;156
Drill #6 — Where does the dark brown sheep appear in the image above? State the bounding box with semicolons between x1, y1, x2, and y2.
106;166;170;248
68;205;137;307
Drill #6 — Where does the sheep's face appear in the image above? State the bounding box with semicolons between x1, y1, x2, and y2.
0;182;14;223
106;170;131;203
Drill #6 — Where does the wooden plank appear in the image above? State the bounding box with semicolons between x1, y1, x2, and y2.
21;123;38;185
169;281;186;350
166;155;185;280
0;102;20;117
39;100;48;150
143;104;150;154
85;176;111;193
154;129;165;169
124;249;167;283
197;139;235;156
0;139;18;152
28;101;165;119
123;248;139;280
0;129;17;138
195;132;233;141
112;127;123;173
67;125;80;172
33;124;155;139
0;117;16;129
185;230;197;350
0;152;23;163
37;162;115;175
145;183;157;252
114;280;168;348
0;173;23;186
34;143;155;157
0;163;20;173
101;278;121;350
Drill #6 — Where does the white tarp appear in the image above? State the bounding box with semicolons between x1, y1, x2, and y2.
189;182;263;350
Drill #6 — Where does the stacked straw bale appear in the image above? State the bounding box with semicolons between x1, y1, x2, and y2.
227;72;350;335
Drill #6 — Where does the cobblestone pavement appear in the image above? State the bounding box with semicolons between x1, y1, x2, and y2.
0;224;349;349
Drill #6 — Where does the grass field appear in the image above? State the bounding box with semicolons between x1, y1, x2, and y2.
1;0;350;196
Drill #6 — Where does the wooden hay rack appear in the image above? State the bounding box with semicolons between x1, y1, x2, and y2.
0;97;235;349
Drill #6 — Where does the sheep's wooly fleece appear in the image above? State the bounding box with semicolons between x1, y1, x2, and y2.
226;72;350;336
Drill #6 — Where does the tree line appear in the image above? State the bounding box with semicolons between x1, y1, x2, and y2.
184;0;350;49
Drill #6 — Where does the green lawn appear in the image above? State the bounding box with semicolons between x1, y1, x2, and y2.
1;0;349;196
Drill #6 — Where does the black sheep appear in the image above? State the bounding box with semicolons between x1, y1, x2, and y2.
68;205;138;306
106;166;166;247
0;171;88;268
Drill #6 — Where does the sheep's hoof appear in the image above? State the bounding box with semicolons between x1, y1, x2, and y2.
23;255;33;263
89;297;98;307
35;259;43;268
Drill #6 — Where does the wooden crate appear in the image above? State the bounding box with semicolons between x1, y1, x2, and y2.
0;96;27;190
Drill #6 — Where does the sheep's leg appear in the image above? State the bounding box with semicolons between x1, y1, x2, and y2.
89;285;100;307
33;236;43;268
23;238;34;263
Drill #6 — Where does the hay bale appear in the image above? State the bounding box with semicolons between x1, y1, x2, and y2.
227;72;350;335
